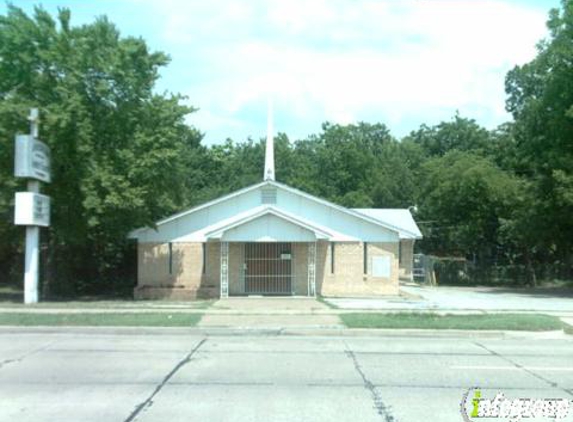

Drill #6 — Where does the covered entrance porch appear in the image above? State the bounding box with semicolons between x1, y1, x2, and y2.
218;241;318;297
204;206;332;298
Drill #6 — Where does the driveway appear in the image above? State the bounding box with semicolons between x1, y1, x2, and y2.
328;285;573;315
0;329;572;422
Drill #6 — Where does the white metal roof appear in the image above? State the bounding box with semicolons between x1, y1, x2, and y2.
167;205;359;242
270;181;409;235
128;181;406;241
352;208;422;239
134;181;268;231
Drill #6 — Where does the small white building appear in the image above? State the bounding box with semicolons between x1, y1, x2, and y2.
129;117;422;299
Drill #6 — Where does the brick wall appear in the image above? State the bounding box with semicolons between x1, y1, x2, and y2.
292;243;309;295
319;241;399;296
135;242;220;299
205;241;221;294
136;240;400;299
399;239;414;281
228;242;244;295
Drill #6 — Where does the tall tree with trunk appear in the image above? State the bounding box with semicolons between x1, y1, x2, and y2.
0;6;202;295
505;0;573;278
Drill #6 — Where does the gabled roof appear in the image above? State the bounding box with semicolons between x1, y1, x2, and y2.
353;208;422;239
129;180;411;239
128;181;267;238
155;181;268;227
269;180;411;236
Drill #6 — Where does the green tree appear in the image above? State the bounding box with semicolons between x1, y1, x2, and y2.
406;114;493;157
417;151;522;264
0;6;202;295
287;122;397;205
370;140;424;208
505;0;573;275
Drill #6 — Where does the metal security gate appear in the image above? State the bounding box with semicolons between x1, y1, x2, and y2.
244;242;292;295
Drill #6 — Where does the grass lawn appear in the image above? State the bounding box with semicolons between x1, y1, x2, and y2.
0;312;203;327
15;300;214;309
340;312;565;331
0;286;215;309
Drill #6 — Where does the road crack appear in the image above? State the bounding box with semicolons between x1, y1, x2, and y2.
0;340;56;370
345;342;396;422
124;337;207;422
474;341;573;397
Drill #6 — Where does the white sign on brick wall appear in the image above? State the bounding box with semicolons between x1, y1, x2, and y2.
372;255;391;278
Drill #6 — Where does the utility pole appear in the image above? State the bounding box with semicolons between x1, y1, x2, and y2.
14;108;51;304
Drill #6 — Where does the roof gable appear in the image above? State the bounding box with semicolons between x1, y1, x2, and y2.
269;181;412;236
210;208;328;242
129;181;407;242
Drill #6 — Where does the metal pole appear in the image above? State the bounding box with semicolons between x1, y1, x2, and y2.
24;224;39;304
24;109;40;304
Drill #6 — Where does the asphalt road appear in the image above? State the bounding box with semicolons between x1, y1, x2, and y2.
0;329;572;422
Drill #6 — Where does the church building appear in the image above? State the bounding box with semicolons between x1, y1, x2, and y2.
129;114;422;299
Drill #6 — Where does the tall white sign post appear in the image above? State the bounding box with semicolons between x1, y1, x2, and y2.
14;109;51;304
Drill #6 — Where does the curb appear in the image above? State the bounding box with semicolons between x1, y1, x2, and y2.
0;325;568;339
0;308;572;316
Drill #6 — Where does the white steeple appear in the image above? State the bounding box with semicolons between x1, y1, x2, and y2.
264;99;275;181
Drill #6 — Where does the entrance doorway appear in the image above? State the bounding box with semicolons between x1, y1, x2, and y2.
244;242;292;295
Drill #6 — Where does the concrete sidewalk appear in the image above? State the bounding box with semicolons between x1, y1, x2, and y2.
211;296;329;312
199;314;344;329
1;296;573;317
199;297;344;328
0;297;571;334
0;297;332;315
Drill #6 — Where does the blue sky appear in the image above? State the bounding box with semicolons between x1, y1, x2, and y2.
4;0;561;144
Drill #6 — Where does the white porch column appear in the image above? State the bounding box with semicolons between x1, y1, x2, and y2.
307;241;316;297
220;241;229;298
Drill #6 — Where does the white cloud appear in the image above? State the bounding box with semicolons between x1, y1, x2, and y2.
139;0;551;143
